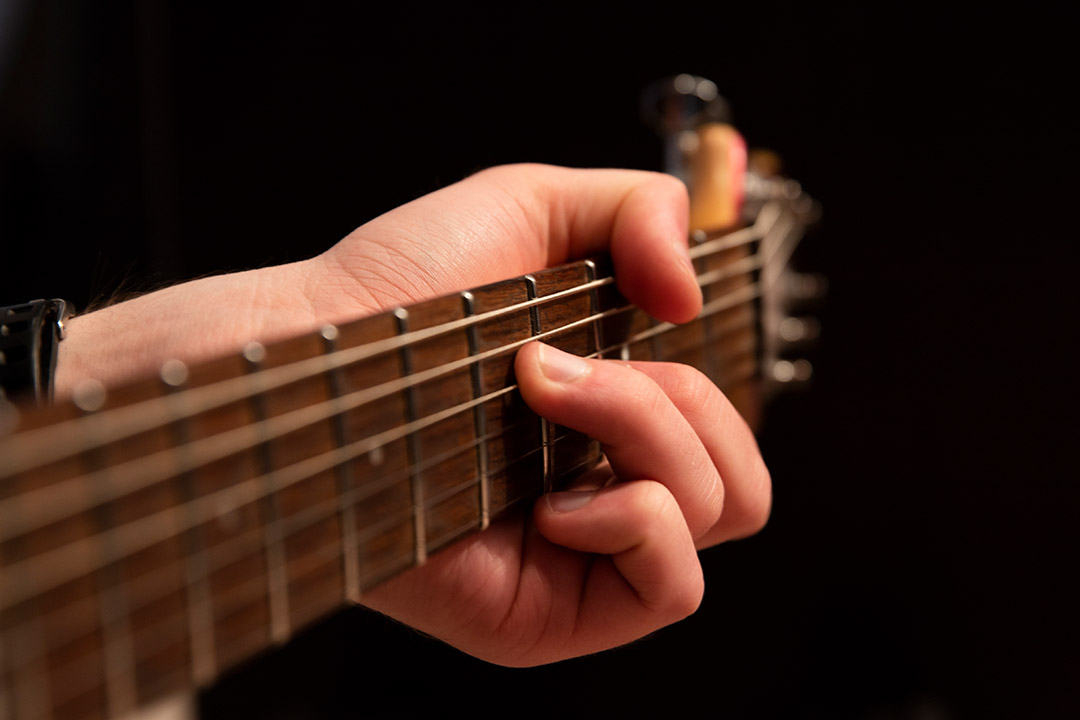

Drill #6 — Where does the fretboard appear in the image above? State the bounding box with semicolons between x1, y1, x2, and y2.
0;194;809;720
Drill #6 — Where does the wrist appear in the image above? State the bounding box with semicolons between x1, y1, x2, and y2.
54;259;329;397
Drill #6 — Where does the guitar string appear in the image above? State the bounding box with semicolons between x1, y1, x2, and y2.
0;218;769;479
5;410;547;655
0;281;762;611
4;368;763;707
7;336;764;672
0;204;798;692
8;477;574;712
0;248;766;543
8;359;762;701
0;246;777;675
0;304;761;677
0;229;794;703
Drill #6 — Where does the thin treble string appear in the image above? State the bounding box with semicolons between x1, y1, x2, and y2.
0;247;766;542
2;203;800;706
13;346;760;660
3;414;552;665
8;354;759;694
0;220;768;478
7;352;758;689
6;467;575;710
10;325;759;662
5;304;764;689
0;283;764;613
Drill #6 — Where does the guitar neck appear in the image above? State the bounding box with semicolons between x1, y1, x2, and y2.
0;191;809;719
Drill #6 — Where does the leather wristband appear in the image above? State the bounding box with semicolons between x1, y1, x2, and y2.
0;299;73;405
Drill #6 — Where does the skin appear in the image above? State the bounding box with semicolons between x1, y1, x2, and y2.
55;164;771;667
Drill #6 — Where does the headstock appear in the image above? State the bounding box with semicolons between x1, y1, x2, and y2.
643;74;824;423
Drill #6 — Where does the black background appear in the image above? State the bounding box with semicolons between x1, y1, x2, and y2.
1;1;1075;718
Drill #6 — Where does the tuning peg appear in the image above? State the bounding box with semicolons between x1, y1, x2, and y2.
783;272;828;304
778;316;821;344
770;359;813;384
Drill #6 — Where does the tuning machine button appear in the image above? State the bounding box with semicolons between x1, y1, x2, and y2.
778;316;821;344
770;359;813;384
783;272;828;305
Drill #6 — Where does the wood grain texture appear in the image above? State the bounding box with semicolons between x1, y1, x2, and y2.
0;222;782;718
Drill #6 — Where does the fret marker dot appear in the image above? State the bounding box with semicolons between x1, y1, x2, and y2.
73;379;106;412
243;341;266;364
160;359;189;387
369;445;385;467
320;324;339;341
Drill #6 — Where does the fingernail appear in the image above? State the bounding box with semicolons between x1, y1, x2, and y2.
537;343;589;383
546;490;596;514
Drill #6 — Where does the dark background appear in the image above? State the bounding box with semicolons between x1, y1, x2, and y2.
1;1;1075;718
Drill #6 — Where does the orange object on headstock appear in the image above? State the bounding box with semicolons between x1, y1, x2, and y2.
688;123;747;233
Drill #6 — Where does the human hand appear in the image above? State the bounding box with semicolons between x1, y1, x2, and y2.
53;163;770;665
56;164;700;392
361;342;770;665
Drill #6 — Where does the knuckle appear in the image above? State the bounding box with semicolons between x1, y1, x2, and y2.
620;369;670;419
662;363;720;411
630;480;678;525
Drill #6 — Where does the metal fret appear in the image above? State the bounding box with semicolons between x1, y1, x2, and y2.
160;360;217;687
524;276;554;494
583;260;604;358
692;232;719;383
2;616;47;720
0;638;8;720
84;403;138;718
461;292;491;531
320;326;362;604
394;309;427;566
242;342;291;645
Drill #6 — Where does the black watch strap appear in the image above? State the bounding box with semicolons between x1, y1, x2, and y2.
0;299;74;405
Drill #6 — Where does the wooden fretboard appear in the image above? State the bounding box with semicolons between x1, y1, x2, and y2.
0;194;808;720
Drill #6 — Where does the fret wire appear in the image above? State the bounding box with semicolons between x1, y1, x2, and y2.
0;206;789;715
524;275;554;495
5;356;767;680
321;325;362;605
243;343;292;646
3;610;49;718
0;280;763;574
395;308;427;567
0;278;612;476
1;435;549;671
83;420;138;718
162;366;218;688
0;304;760;664
36;542;304;711
0;636;8;718
1;397;540;634
0;283;763;604
461;291;491;531
0;216;772;479
40;442;632;709
583;260;604;358
699;232;719;383
2;444;516;674
7;476;516;686
0;220;786;720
